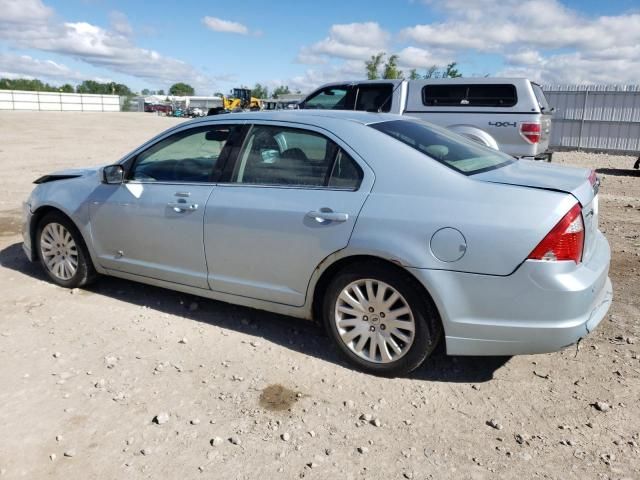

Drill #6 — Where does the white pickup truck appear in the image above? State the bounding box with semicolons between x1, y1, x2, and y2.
299;78;553;161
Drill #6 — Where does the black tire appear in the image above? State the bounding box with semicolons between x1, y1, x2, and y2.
323;261;442;377
36;211;97;289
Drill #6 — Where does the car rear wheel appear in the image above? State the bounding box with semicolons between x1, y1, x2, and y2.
36;212;96;288
323;262;442;377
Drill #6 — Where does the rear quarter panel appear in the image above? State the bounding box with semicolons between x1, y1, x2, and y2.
342;129;575;275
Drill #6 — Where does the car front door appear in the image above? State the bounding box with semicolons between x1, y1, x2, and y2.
203;122;373;306
88;123;242;288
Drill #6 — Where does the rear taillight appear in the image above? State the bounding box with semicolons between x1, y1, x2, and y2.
520;122;541;144
528;203;584;263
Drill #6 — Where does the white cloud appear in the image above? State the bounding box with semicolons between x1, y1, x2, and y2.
329;22;389;47
0;2;224;92
504;49;544;66
202;16;249;35
109;11;133;37
499;50;640;85
282;60;364;93
0;0;51;24
397;46;452;69
0;52;85;82
405;0;640;84
297;22;389;63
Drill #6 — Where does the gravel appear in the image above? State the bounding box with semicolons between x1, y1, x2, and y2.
1;114;638;480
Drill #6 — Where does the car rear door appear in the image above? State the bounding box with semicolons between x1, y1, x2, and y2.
203;122;373;306
88;123;242;288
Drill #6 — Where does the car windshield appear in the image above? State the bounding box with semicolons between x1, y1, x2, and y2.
370;119;514;175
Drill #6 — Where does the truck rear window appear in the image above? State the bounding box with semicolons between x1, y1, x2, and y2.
531;83;550;112
370;119;514;175
423;84;517;107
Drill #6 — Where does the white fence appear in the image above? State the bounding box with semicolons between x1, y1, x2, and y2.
542;85;640;154
0;90;120;112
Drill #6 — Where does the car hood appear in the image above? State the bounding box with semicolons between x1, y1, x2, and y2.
473;159;594;206
34;166;101;184
50;166;101;176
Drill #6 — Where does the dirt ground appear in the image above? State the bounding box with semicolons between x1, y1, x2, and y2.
0;112;638;480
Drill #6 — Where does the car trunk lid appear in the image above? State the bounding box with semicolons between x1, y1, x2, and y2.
474;160;599;262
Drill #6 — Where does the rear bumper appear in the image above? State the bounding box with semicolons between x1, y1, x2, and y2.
408;230;613;356
521;150;553;162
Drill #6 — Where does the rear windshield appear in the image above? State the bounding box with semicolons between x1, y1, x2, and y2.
423;84;517;107
531;83;550;112
370;119;514;175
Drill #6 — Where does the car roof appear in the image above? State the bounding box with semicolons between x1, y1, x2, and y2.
189;109;405;128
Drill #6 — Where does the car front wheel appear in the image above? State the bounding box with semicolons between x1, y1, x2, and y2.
36;212;96;288
323;262;442;377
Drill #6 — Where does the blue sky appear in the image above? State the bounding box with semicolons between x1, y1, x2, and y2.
1;0;639;94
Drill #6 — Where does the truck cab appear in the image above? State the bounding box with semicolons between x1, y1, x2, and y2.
299;78;552;161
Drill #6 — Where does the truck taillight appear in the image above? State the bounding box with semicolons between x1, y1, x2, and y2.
528;203;584;263
520;122;541;144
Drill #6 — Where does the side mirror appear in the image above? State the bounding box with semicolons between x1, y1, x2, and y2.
102;164;125;184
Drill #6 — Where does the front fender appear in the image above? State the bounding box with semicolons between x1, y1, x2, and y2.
27;174;105;273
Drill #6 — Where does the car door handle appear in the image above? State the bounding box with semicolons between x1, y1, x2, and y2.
167;201;199;212
307;210;349;223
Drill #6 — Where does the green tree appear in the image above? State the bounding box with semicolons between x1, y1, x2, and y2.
408;69;421;80
424;65;439;79
59;84;74;93
169;82;195;96
272;85;290;98
0;78;54;91
382;54;403;79
365;52;385;80
251;83;269;99
444;62;462;78
141;88;150;95
76;80;132;95
157;89;165;95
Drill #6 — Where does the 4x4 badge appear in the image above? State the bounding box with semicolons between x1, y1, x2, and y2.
488;121;517;127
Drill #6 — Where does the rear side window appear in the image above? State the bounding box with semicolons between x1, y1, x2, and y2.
231;125;362;189
355;84;393;112
370;119;514;175
303;86;354;110
423;84;517;107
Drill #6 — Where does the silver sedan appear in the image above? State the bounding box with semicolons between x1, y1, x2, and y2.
22;111;613;376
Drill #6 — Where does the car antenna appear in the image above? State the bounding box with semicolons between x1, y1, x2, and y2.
377;80;404;113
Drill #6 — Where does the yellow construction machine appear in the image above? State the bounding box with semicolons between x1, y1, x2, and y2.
222;88;262;111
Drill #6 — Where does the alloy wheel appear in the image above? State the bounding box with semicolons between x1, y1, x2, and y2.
40;222;79;281
334;279;416;364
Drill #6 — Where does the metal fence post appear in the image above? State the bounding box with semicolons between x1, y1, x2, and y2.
577;88;589;150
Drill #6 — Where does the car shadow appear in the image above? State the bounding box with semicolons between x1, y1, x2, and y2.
0;241;509;383
596;167;640;177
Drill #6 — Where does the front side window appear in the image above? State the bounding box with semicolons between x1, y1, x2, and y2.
371;119;514;175
231;125;362;189
355;84;393;112
130;125;236;182
302;86;354;110
423;84;517;107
